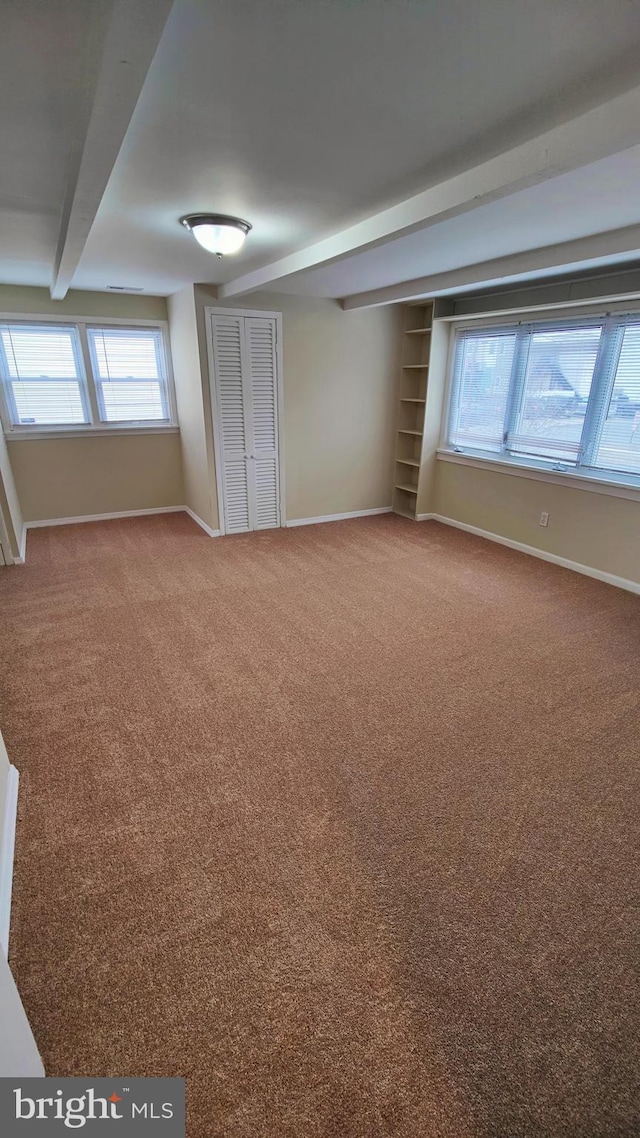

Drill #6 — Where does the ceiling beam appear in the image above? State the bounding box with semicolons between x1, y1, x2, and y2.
50;0;174;300
220;84;640;299
339;223;640;309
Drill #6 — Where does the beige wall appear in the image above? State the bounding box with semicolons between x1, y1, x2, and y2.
0;285;167;321
8;433;184;522
434;459;640;585
168;286;218;530
195;287;403;522
0;287;184;523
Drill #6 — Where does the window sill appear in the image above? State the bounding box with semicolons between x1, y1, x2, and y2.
436;448;640;503
5;425;180;442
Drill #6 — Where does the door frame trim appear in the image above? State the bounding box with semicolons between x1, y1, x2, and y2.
0;500;14;565
205;307;286;535
0;763;19;955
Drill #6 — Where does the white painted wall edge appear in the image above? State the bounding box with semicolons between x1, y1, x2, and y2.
286;506;392;527
183;507;221;538
12;525;27;565
0;947;45;1077
0;765;19;958
416;512;640;595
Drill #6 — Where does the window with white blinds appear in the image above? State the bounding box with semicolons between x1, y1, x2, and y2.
446;314;640;484
0;319;173;432
87;326;169;423
0;324;89;426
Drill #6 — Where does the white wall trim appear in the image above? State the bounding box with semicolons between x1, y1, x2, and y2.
0;765;19;957
425;513;640;595
11;524;27;565
6;426;180;442
24;506;185;530
0;506;16;566
286;506;392;528
184;507;221;538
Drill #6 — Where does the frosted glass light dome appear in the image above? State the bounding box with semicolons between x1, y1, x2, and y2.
180;214;252;257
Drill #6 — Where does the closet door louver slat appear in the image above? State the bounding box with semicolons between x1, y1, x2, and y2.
246;317;280;530
211;315;251;533
254;457;279;529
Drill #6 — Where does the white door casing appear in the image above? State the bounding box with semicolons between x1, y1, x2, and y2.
0;950;44;1076
0;502;12;566
208;309;284;535
0;729;41;1076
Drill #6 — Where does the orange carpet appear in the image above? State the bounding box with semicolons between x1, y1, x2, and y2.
0;512;638;1137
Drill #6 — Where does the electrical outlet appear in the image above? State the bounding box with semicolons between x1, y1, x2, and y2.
539;511;549;527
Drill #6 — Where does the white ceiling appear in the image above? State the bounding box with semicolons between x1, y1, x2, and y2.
271;147;640;299
3;0;640;305
0;0;110;285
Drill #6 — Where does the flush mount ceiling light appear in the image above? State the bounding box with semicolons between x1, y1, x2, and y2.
180;213;252;257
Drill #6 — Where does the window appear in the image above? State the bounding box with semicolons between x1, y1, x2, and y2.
446;314;640;483
0;324;89;426
449;329;515;452
87;326;169;423
0;319;173;432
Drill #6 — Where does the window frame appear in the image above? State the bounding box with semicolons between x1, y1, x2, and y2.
440;309;640;494
0;313;177;437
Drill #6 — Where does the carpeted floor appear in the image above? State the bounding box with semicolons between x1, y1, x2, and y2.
0;512;638;1137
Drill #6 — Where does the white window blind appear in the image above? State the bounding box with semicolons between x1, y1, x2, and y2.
447;314;640;486
87;326;170;423
0;324;88;425
449;330;515;452
0;319;173;433
593;322;640;476
507;325;601;462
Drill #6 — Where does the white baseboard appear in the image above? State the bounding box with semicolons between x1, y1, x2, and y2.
24;505;185;530
0;765;19;957
286;506;392;528
425;513;640;596
184;507;221;538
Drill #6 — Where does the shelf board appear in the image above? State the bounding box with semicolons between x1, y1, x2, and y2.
395;483;418;494
398;428;423;436
393;507;417;521
402;364;429;369
405;327;432;335
400;397;425;403
395;456;420;467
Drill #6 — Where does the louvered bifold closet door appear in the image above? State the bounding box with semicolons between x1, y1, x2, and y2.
245;317;280;530
211;315;251;533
